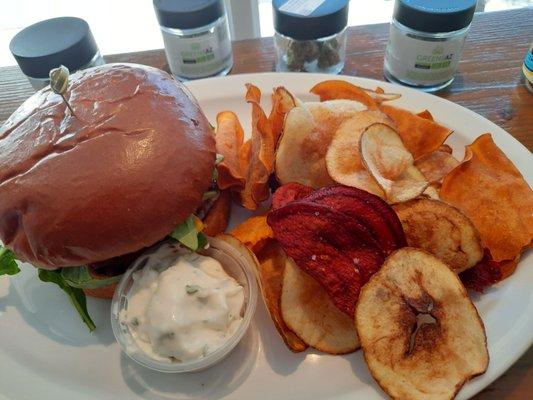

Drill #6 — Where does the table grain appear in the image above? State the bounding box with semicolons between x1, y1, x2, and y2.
0;7;531;400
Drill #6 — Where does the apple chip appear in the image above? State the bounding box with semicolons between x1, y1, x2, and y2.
394;198;483;273
240;84;276;209
415;150;460;185
281;258;359;354
269;86;297;144
202;190;232;236
441;134;533;263
356;248;489;400
255;241;307;352
276;100;366;187
230;214;274;253
325;110;394;196
380;104;453;159
360;123;428;203
215;111;246;190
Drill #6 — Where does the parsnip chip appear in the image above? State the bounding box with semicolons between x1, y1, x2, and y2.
275;100;366;187
394;198;483;273
230;214;274;253
215;111;246;190
254;241;308;352
325;110;393;197
415;150;460;184
441;134;533;263
281;258;359;354
269;87;297;144
240;84;276;209
356;248;488;400
360;123;428;203
202;190;232;236
380;104;453;159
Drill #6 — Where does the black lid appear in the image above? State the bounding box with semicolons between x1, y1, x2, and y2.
273;0;349;40
393;0;477;33
9;17;99;79
153;0;225;30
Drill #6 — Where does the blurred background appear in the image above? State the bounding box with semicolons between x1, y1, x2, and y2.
0;0;530;67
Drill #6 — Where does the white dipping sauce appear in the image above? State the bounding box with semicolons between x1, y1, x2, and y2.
124;246;244;362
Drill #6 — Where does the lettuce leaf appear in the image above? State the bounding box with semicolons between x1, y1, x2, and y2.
170;215;209;251
0;246;20;276
61;265;121;289
38;269;96;332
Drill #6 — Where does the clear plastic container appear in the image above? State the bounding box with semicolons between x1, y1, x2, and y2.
274;29;347;74
111;236;258;373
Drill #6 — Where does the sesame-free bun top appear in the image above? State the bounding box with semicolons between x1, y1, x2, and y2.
0;63;215;269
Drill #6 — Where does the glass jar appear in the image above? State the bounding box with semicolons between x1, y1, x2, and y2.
273;0;349;74
383;0;477;92
523;43;533;93
9;17;104;91
153;0;233;81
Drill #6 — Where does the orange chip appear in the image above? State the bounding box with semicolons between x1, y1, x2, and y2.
239;84;276;210
202;190;232;236
416;109;434;121
439;144;453;154
269;87;296;144
441;134;533;263
375;86;385;94
380;104;453;159
238;138;251;176
310;80;378;109
415;150;459;184
230;214;274;253
215;111;246;190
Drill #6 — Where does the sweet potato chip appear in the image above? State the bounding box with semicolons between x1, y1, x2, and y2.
415;150;459;184
238;138;251;175
380;104;453;159
325;110;393;197
269;87;297;144
239;84;276;209
281;258;359;354
202;190;232;236
254;241;307;352
275;100;366;187
440;134;533;263
310;80;377;109
438;144;453;154
416;109;434;121
230;214;274;253
215;112;246;190
360;123;428;203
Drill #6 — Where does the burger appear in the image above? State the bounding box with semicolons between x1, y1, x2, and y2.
0;63;218;330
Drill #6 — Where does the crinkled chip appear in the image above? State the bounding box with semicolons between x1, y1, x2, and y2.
415;150;459;185
360;123;428;203
275;100;367;187
269;86;297;144
394;198;483;273
440;134;533;263
281;257;359;354
380;104;453;159
254;241;307;352
230;214;274;253
215;111;246;190
325;110;393;196
356;248;489;400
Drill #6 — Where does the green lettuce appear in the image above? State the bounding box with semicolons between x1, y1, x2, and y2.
38;269;96;332
61;265;121;289
170;215;207;251
0;246;20;276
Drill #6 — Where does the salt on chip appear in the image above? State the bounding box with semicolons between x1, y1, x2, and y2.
215;111;246;190
440;133;533;263
380;104;452;159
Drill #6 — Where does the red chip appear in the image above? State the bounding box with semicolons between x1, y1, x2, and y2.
267;201;384;315
272;182;314;210
460;252;503;293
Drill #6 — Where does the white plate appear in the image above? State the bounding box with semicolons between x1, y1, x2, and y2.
0;73;531;400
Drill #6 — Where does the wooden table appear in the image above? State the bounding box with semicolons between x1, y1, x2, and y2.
0;7;531;400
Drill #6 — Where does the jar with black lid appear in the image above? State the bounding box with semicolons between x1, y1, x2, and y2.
384;0;476;91
153;0;233;81
273;0;349;74
9;17;104;91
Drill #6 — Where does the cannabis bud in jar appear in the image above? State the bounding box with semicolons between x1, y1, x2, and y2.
273;0;348;74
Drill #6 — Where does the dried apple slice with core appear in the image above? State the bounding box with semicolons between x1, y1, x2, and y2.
394;198;483;273
281;258;359;354
360;123;428;203
355;248;488;400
